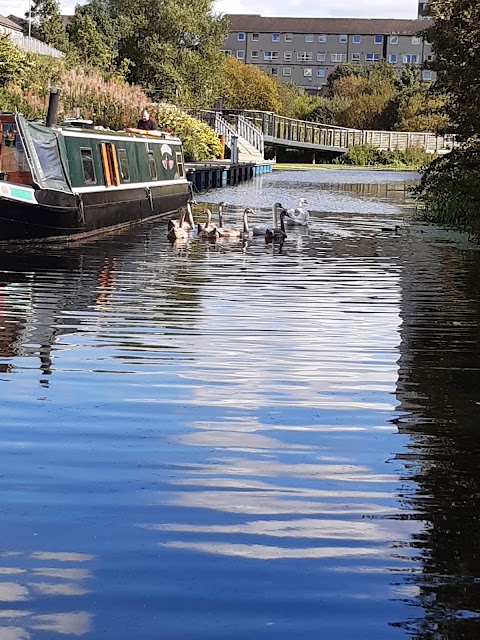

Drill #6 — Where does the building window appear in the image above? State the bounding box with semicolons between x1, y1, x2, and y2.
222;50;231;56
264;51;279;60
388;54;397;63
285;33;293;42
403;54;419;64
80;148;96;184
339;35;348;43
305;34;314;43
284;51;292;61
366;53;381;62
271;67;278;75
283;67;292;76
252;33;259;41
317;52;326;62
352;35;361;44
389;35;398;44
236;50;244;59
318;34;327;42
351;53;360;62
297;51;313;61
237;33;245;41
422;70;432;81
374;35;383;44
316;69;326;78
331;53;346;63
426;54;434;61
412;36;421;45
118;149;129;182
272;33;280;42
251;50;258;59
303;68;312;77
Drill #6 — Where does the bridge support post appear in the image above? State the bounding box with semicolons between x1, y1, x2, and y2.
230;134;239;165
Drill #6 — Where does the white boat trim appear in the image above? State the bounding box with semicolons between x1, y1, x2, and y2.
60;129;183;145
72;178;189;195
0;183;37;204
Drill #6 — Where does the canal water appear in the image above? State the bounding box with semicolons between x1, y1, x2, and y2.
0;169;479;639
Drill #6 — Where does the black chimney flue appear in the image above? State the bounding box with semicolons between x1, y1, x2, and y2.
46;86;61;127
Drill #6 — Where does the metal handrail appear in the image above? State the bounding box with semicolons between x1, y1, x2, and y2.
237;114;264;156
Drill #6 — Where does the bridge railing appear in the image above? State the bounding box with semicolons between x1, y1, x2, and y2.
236;114;264;156
236;110;455;153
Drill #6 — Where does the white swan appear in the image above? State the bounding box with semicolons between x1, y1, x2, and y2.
285;197;309;227
252;202;284;236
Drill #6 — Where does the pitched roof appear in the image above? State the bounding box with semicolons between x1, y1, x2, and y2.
226;14;430;36
0;14;23;31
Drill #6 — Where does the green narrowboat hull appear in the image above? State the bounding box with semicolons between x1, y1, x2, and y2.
0;115;190;242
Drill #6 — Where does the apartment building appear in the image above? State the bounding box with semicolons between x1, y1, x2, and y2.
224;15;433;93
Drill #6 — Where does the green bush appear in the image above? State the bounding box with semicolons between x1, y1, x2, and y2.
338;144;435;168
154;104;221;162
340;144;379;166
416;142;480;231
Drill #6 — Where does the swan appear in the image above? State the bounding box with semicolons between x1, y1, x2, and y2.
167;208;189;242
198;208;220;240
197;208;215;234
252;202;284;236
217;208;251;239
265;209;287;243
285;197;309;227
168;198;196;232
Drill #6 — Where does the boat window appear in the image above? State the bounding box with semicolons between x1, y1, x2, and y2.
80;148;96;184
175;151;184;178
148;151;157;180
118;149;130;182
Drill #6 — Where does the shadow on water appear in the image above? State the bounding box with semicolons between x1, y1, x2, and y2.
392;234;480;639
0;169;479;638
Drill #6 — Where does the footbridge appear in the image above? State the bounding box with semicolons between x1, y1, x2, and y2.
193;109;455;160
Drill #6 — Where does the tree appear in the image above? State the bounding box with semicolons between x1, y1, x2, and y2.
27;0;68;51
68;0;117;70
110;0;229;107
222;57;282;112
417;0;480;229
68;14;115;69
424;0;480;141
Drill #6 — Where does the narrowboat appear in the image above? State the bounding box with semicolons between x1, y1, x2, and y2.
0;88;190;242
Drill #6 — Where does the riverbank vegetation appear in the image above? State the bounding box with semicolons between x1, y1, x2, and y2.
415;0;480;231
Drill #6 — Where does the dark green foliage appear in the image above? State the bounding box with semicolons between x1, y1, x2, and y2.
67;0;117;70
418;0;480;230
416;141;480;229
110;0;230;107
423;0;480;141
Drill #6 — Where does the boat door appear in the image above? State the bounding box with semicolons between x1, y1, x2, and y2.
100;142;120;186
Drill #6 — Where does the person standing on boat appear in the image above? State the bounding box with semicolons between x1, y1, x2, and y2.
137;109;157;131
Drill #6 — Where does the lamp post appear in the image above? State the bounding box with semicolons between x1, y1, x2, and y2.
28;0;32;40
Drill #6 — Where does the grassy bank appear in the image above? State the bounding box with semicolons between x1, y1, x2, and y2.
273;163;421;172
